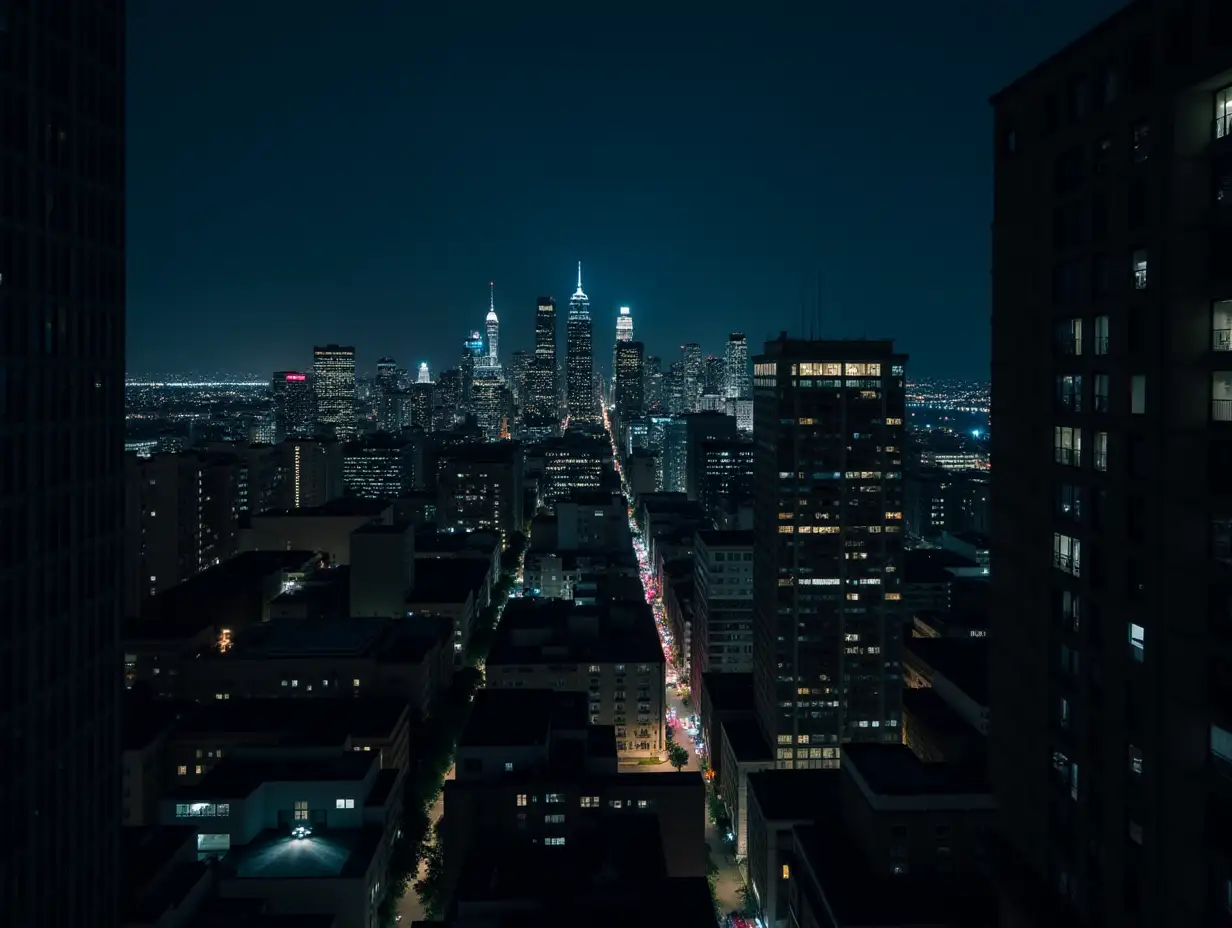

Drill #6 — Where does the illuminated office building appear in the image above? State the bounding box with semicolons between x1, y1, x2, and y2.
681;343;702;413
752;337;908;764
725;332;751;400
313;344;358;439
526;296;558;423
615;340;645;424
271;370;315;440
566;263;598;423
485;282;501;368
418;362;432;384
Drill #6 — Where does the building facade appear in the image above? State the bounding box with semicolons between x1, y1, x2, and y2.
1;4;127;924
313;344;358;439
991;5;1232;924
752;337;908;766
271;371;315;440
566;263;598;423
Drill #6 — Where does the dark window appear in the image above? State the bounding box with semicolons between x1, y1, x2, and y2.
1002;127;1018;157
1055;375;1083;413
1128;435;1148;478
1215;519;1232;566
1092;136;1113;175
1132;121;1151;163
1069;77;1091;120
1056;483;1084;521
1091;193;1109;242
1042;93;1060;135
1165;8;1192;66
1127;37;1153;92
1128;182;1148;227
1053;202;1084;249
1126;496;1144;542
1054;147;1086;193
1093;254;1118;296
1215;154;1232;207
1052;259;1088;305
1099;64;1119;108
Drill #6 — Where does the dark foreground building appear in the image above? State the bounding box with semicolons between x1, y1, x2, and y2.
0;2;127;924
991;2;1232;925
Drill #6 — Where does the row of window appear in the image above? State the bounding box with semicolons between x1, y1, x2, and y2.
518;793;651;810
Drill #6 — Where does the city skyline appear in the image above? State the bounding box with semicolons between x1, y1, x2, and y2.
125;1;1127;381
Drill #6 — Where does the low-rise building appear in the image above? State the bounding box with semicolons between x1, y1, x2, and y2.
691;530;754;697
485;597;666;760
698;671;754;786
245;499;394;565
745;743;996;928
123;695;413;827
159;750;400;928
131;616;453;719
440;688;706;918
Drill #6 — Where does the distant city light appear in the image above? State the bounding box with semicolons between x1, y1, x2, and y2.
972;429;982;438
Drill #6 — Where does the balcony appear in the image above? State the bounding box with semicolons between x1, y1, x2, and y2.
1216;373;1232;422
1054;446;1081;468
1054;552;1081;576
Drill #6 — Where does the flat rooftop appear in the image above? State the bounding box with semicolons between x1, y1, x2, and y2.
459;688;588;748
746;770;840;821
696;529;753;547
904;636;990;707
843;743;989;797
721;717;772;763
255;498;391;519
408;558;490;602
902;686;983;741
700;672;754;713
129;550;319;635
167;695;409;743
488;598;662;666
226;827;381;880
172;751;376;801
794;822;995;926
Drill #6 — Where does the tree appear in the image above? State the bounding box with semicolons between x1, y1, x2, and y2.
738;883;760;917
412;817;448;919
668;743;689;771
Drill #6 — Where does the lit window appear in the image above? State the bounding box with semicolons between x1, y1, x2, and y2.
1129;623;1145;661
545;837;566;846
638;799;649;808
294;800;309;821
194;765;203;775
335;798;356;809
353;678;360;687
1218;85;1232;140
1130;374;1146;414
544;814;565;824
1133;249;1148;289
782;864;791;880
516;794;528;807
177;765;187;776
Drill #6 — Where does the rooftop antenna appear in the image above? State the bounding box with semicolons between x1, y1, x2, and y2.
813;272;822;340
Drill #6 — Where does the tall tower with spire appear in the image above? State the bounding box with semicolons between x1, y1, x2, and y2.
485;281;500;367
566;261;598;422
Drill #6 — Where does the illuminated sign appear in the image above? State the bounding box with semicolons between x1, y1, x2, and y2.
285;373;306;382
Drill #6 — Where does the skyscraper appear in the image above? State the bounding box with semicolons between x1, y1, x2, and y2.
616;305;633;342
375;356;399;431
313;345;358;439
612;305;634;399
991;10;1232;924
567;262;598;422
271;370;316;440
527;296;558;421
485;281;500;367
417;362;432;384
615;340;645;424
461;330;484;411
681;343;702;413
645;355;664;414
725;332;751;399
752;337;907;766
2;6;126;925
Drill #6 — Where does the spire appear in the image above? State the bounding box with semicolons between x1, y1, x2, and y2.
577;261;583;292
486;281;498;322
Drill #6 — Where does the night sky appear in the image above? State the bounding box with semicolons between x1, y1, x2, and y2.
126;1;1127;381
